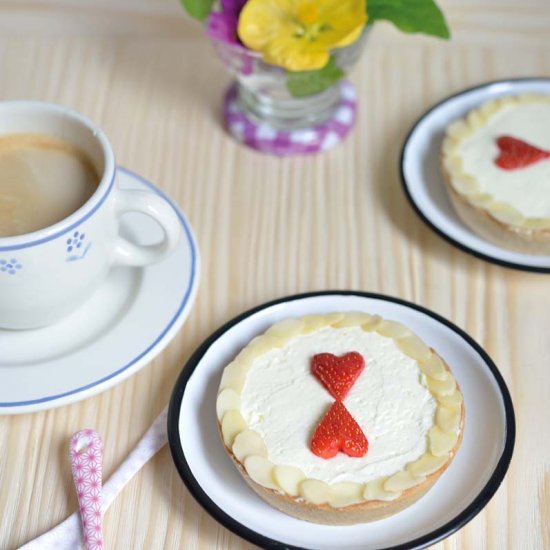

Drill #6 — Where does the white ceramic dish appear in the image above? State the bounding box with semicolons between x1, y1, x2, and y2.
401;77;550;272
0;167;199;414
168;292;515;550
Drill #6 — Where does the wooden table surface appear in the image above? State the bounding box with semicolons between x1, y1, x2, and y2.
1;0;549;548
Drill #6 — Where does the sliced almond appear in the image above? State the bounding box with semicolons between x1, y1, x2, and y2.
437;390;463;407
467;109;483;128
436;405;462;433
443;155;463;175
324;313;345;325
273;465;305;496
301;314;328;333
363;478;401;501
233;337;278;365
361;315;382;331
396;333;431;362
233;347;257;367
384;470;425;492
219;361;247;393
522;217;550;230
447;119;469;139
232;429;267;462
241;335;285;361
376;320;411;339
452;175;479;195
407;453;447;477
419;353;447;381
426;373;457;396
329;481;364;508
468;193;494;208
442;137;458;156
518;93;549;104
300;479;331;505
479;100;500;118
332;312;375;328
265;318;304;339
216;389;241;421
221;410;246;447
429;425;459;457
489;202;524;225
244;455;278;490
495;96;516;109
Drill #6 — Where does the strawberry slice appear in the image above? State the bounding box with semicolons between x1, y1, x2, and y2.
310;401;369;459
311;352;365;401
495;135;550;170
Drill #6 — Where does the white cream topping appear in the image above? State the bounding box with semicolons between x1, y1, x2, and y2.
240;327;437;484
459;102;550;218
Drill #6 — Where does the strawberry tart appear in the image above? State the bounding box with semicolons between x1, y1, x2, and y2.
441;94;550;254
216;312;464;524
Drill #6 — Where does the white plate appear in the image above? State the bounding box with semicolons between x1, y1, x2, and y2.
168;292;515;550
401;77;550;272
0;167;200;414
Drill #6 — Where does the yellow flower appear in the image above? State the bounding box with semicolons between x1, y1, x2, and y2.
238;0;367;72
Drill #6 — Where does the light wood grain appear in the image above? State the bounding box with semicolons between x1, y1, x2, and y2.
0;0;549;548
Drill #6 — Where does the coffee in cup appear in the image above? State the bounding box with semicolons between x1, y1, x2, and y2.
0;133;100;237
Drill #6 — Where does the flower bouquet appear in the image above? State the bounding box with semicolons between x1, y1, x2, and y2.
181;0;450;155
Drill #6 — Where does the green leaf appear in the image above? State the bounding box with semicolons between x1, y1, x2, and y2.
367;0;450;39
286;57;345;98
180;0;215;21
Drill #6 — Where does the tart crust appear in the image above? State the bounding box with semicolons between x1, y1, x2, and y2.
216;312;465;525
442;172;550;254
441;94;550;255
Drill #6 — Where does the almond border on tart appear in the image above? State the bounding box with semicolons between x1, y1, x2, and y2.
441;94;550;255
216;312;465;525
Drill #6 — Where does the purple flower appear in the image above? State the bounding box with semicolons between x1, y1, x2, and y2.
208;0;254;75
207;11;239;44
207;0;248;45
221;0;247;16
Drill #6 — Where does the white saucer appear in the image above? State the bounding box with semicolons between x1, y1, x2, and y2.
0;167;199;414
401;77;550;272
167;292;514;550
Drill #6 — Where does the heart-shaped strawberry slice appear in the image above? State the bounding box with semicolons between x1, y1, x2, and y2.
310;401;369;459
311;352;365;401
495;135;550;170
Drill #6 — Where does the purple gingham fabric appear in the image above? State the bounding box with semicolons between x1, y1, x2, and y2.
224;80;357;156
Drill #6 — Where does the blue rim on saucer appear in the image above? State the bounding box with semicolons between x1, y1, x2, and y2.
0;167;199;412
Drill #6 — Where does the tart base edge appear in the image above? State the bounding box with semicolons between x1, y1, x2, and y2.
441;160;550;255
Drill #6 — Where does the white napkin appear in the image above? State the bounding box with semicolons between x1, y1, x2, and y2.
20;407;168;550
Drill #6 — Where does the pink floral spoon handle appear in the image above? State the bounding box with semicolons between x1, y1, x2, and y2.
20;407;168;550
69;430;104;550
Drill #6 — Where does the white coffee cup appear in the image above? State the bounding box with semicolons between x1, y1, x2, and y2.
0;101;181;329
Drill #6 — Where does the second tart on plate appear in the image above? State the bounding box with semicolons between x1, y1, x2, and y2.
441;94;550;254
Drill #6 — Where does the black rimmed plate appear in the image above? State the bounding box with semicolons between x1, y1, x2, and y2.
168;291;515;550
401;77;550;273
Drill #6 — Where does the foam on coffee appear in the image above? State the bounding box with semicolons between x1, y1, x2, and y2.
0;133;99;237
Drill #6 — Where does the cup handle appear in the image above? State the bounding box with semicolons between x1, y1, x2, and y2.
112;189;181;266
